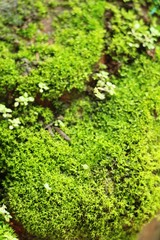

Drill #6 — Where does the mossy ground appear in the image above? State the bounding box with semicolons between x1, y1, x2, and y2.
0;0;160;239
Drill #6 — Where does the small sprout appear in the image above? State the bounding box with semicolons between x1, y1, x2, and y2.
93;71;109;82
93;71;116;100
54;119;65;127
82;164;89;170
8;118;21;129
44;183;52;191
94;88;105;100
105;82;116;95
130;23;160;50
14;101;19;107
0;104;12;118
38;82;49;93
0;204;8;215
0;204;12;222
97;80;106;88
14;93;34;107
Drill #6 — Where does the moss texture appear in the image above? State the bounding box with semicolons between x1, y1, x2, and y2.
1;52;160;240
0;0;105;101
1;0;160;240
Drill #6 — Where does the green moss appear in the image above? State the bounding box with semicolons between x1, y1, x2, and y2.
2;128;109;240
0;221;18;240
1;1;160;239
0;0;47;26
0;52;20;101
0;0;105;102
2;54;160;239
0;205;18;240
105;2;160;63
18;23;38;39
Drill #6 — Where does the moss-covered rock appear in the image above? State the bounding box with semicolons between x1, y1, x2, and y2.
1;0;160;239
2;53;160;239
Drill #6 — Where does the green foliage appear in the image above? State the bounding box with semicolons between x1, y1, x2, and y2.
0;42;20;100
0;104;12;118
105;2;160;62
18;23;38;39
0;221;18;240
0;0;47;26
93;71;116;99
2;54;160;239
1;0;160;239
150;0;160;15
0;105;54;174
2;128;110;240
0;0;105;101
0;205;18;240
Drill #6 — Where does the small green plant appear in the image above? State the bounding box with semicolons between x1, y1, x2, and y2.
8;118;21;130
14;93;34;107
105;3;160;62
54;119;65;127
129;24;160;50
0;205;12;223
0;105;12;118
93;71;116;99
38;82;49;93
44;183;52;192
1;92;35;129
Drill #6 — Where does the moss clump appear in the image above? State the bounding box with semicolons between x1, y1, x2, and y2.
0;0;105;101
2;128;111;240
105;1;160;63
1;0;160;239
2;53;160;239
